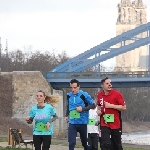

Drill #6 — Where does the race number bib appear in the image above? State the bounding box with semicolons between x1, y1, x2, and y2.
70;110;80;119
36;122;48;132
88;118;96;125
103;114;114;123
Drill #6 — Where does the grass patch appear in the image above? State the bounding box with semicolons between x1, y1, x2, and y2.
0;140;150;150
51;141;150;150
0;138;8;142
0;146;30;150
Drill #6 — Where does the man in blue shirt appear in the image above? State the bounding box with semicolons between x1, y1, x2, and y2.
64;79;96;150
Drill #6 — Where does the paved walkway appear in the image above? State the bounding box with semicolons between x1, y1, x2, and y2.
1;142;150;150
1;135;150;150
0;142;83;150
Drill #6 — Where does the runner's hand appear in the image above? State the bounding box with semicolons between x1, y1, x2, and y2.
46;122;50;130
96;110;102;116
25;116;30;122
76;106;82;112
104;102;113;108
64;117;68;123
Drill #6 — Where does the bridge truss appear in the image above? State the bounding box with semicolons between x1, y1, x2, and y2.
50;22;150;73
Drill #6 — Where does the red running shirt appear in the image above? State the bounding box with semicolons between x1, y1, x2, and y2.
97;89;126;129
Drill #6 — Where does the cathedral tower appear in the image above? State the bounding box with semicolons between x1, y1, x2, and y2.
115;0;147;71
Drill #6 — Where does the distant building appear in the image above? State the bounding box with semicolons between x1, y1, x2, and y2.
115;0;147;71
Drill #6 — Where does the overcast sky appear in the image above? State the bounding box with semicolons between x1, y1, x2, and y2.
0;0;149;68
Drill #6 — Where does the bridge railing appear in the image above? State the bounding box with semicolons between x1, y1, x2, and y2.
44;71;150;79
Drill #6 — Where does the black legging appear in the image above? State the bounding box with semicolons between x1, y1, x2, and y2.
88;133;98;150
33;135;51;150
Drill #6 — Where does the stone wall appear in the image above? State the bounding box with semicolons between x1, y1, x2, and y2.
0;71;67;137
11;71;67;138
0;72;13;116
52;89;68;138
12;71;52;114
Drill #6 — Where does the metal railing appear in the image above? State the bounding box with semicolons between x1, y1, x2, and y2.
44;71;150;79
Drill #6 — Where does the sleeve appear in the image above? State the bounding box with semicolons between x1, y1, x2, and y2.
49;107;58;123
27;107;35;124
65;94;70;117
82;103;96;111
29;107;35;118
82;92;96;111
117;92;126;106
96;93;101;106
84;92;95;105
51;107;56;116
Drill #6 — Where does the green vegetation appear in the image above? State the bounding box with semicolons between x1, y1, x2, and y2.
0;138;8;142
51;141;150;150
0;145;149;150
0;147;30;150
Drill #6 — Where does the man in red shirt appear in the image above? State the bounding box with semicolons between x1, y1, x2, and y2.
96;77;126;150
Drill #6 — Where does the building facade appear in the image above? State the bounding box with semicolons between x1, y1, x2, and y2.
115;0;147;71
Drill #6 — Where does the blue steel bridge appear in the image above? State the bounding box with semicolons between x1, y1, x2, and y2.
44;22;150;89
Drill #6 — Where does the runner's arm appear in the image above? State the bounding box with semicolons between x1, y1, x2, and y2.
82;103;96;111
49;114;58;123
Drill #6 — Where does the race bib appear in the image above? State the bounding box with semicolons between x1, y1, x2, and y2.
103;114;114;123
36;122;48;132
70;110;80;119
88;118;96;125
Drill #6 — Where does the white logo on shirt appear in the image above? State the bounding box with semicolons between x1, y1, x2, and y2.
100;98;104;106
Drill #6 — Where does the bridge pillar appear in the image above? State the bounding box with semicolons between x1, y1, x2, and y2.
52;89;68;138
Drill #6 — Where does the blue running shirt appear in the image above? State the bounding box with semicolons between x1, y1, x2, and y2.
29;103;56;135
